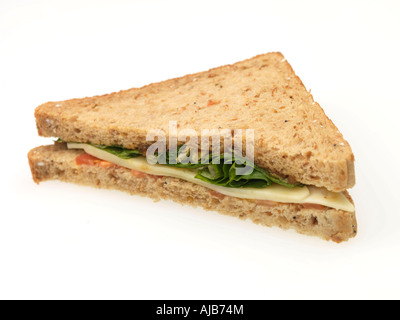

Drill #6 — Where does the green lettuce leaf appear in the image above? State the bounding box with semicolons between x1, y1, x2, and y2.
160;148;296;188
193;154;296;189
57;139;142;159
61;139;295;188
93;143;295;188
91;144;142;159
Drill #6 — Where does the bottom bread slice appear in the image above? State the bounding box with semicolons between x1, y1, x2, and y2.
28;144;357;243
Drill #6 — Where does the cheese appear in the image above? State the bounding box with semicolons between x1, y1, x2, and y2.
67;143;355;212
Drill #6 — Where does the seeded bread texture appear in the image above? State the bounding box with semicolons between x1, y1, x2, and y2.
28;144;357;243
35;52;355;192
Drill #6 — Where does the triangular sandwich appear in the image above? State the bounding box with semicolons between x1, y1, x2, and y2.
28;52;357;242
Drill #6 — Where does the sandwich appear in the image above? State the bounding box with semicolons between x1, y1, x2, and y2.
28;52;357;243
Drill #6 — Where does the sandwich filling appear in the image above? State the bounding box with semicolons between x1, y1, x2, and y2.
66;142;355;212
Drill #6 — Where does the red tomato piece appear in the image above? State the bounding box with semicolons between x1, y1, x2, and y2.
76;153;100;166
302;203;326;210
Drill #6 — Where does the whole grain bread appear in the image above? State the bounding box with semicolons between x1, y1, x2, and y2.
28;144;357;243
35;52;355;192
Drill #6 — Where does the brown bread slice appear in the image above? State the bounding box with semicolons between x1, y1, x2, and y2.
28;144;357;243
35;52;355;192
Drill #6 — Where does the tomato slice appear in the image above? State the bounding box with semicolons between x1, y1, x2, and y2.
98;160;114;168
210;190;225;200
302;203;326;210
131;169;146;178
256;200;278;207
76;153;100;165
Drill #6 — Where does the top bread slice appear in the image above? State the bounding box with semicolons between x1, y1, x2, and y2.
35;52;355;192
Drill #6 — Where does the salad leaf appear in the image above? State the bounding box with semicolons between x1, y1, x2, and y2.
193;153;296;189
60;138;296;188
57;139;142;159
93;143;295;188
91;144;142;159
158;145;213;169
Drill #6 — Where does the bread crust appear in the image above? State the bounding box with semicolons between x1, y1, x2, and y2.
34;52;355;192
28;144;357;243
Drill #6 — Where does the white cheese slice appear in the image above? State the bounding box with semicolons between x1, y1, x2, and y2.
306;187;354;212
67;143;355;212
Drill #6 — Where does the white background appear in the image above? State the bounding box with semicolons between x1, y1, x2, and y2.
1;0;399;300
